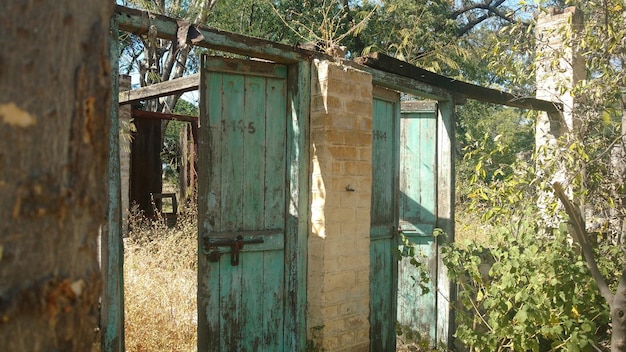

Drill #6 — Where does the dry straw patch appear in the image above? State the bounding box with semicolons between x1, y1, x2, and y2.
124;205;197;352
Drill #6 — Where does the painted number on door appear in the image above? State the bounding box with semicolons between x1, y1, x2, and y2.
220;119;256;134
373;130;387;141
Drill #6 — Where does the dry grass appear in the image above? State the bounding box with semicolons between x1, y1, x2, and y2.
121;200;456;351
124;205;197;352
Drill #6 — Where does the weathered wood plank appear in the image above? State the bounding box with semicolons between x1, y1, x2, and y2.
197;60;223;350
102;18;125;352
283;61;310;351
198;57;294;351
357;53;563;113
265;75;288;228
263;248;285;350
242;74;266;232
118;73;199;105
221;72;245;231
398;106;439;345
436;101;456;348
370;93;400;351
346;60;453;101
115;5;314;63
205;57;288;78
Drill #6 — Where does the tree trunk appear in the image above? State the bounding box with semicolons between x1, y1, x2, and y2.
0;1;113;351
612;269;626;351
554;183;626;351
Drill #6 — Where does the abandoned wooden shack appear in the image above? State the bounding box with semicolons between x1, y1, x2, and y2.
104;5;566;352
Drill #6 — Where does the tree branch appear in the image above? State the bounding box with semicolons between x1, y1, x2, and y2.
449;0;528;36
449;0;507;20
553;182;615;306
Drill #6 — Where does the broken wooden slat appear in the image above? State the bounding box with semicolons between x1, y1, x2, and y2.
118;73;199;105
356;53;562;113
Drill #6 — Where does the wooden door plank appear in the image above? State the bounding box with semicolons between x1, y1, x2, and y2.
370;95;399;351
202;261;221;351
219;256;243;351
397;236;436;339
263;248;285;350
221;73;245;231
242;75;266;231
398;107;439;345
265;77;288;229
206;72;224;232
201;70;225;351
199;58;297;351
370;238;395;350
241;251;264;350
239;74;267;351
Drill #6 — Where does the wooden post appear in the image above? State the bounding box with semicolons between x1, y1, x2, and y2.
119;75;131;235
436;100;456;348
102;17;125;352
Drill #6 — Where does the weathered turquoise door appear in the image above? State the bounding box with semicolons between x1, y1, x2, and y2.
397;102;438;344
197;57;297;351
370;88;400;351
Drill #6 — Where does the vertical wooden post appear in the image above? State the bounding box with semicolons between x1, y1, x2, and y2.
119;75;131;235
284;60;310;351
102;18;125;352
436;100;455;348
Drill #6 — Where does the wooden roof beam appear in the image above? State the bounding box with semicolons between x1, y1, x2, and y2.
132;109;197;124
356;53;563;113
119;73;199;105
115;5;315;64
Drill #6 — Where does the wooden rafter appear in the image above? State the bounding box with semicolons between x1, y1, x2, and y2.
119;73;199;105
115;5;316;63
356;52;563;113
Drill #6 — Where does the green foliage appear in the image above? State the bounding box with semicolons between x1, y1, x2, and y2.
452;128;624;350
361;0;458;66
160;99;198;183
396;232;432;294
396;323;433;350
444;230;611;351
205;0;285;41
456;103;534;190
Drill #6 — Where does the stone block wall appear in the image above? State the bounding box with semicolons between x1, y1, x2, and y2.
535;7;585;227
307;60;373;351
535;7;585;142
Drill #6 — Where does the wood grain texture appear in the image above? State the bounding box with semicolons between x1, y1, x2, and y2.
198;57;292;352
370;94;400;351
115;5;315;64
357;53;562;113
398;107;439;345
0;1;114;351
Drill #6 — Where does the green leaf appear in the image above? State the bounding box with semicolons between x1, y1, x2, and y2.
514;308;528;323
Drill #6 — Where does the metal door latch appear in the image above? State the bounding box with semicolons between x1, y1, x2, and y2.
203;235;264;266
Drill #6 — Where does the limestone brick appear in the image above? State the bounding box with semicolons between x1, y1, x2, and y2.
308;59;374;350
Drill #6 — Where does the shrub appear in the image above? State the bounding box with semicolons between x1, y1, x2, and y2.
443;229;613;351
